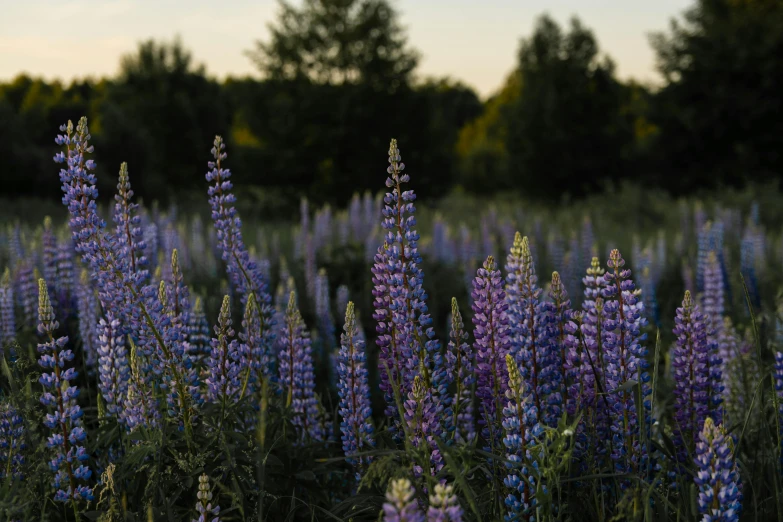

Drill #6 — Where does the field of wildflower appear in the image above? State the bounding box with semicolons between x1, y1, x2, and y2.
1;116;782;521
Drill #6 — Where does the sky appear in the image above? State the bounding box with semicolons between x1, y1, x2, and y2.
0;0;693;98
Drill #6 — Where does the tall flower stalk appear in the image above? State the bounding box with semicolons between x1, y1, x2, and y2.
337;301;375;480
446;297;475;443
37;279;93;504
694;418;741;522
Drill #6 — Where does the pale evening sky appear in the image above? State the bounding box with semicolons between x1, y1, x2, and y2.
0;0;693;98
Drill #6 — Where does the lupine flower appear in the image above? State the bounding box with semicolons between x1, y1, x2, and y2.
206;296;247;404
445;297;475;443
404;374;444;477
205;135;275;376
75;269;99;368
166;249;190;321
278;291;323;442
372;242;410;424
506;233;556;428
97;312;130;419
0;269;15;350
42;216;58;295
187;296;211;365
694;418;741;522
123;340;160;431
54;239;75;314
472;255;511;450
380;139;445;418
241;296;274;387
546;271;570;419
427;482;463;522
193;473;221;522
383;478;424;522
672;291;711;461
315;268;335;352
37;279;93;503
502;354;537;521
16;261;38;327
0;401;26;480
337;301;375;480
601;249;650;477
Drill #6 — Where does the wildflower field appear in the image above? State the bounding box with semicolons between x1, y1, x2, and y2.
2;117;783;521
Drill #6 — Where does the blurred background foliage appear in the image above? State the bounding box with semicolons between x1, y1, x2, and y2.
2;0;783;215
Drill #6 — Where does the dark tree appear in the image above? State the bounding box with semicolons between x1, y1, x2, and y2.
97;38;229;199
650;0;783;192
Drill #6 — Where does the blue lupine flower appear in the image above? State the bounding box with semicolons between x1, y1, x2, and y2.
0;401;26;480
278;291;323;442
187;296;211;365
545;271;570;422
601;249;650;478
337;301;375;480
672;291;712;461
193;473;221;522
241;295;274;388
315;268;336;352
694;418;741;522
16;261;38;328
382;478;424;522
37;279;93;503
205;135;275;377
380;139;445;417
473;255;511;450
97;312;130;420
427;482;463;522
372;242;411;424
774;351;783;464
445;297;475;443
502;354;538;521
404;374;444;477
166;249;190;321
506;233;556;429
75;269;99;368
54;239;75;314
0;269;15;351
206;296;247;404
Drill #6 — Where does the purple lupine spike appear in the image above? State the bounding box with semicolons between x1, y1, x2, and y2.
37;279;94;503
0;269;15;351
601;249;650;478
546;271;570;422
192;473;221;522
75;270;99;368
702;251;724;332
372;242;410;423
0;400;26;481
122;338;161;431
672;291;711;461
241;295;274;388
337;301;375;480
505;233;556;428
502;354;537;521
445;297;475;443
472;255;511;450
42;216;58;294
54;239;75;315
205;135;275;374
427;482;463;522
112;163;147;287
404;374;444;477
701;253;725;426
278;291;323;443
380;140;445;416
166;249;190;322
206;296;247;404
315;268;336;351
96;312;130;419
187;296;211;366
336;285;350;324
383;478;424;522
694;418;741;522
16;261;38;328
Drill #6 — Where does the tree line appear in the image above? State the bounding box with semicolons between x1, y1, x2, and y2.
1;0;782;214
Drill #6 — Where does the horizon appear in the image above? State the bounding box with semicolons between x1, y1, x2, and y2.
0;0;693;98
